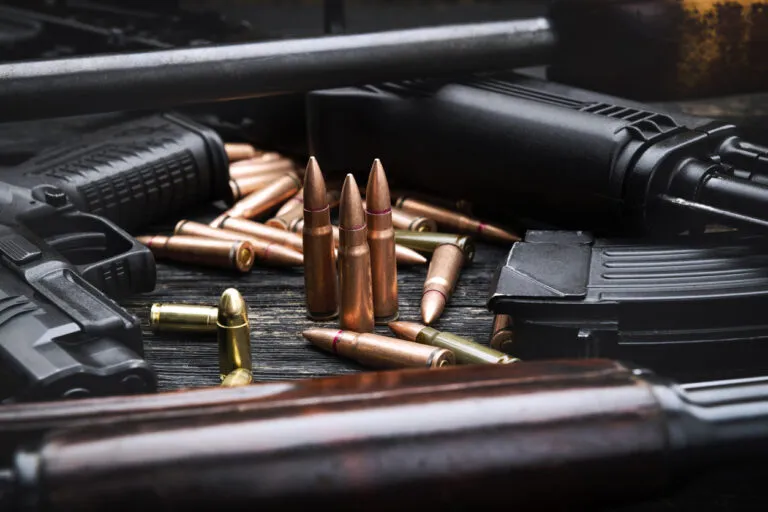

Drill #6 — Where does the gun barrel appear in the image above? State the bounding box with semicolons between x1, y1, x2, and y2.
0;18;554;121
4;359;768;510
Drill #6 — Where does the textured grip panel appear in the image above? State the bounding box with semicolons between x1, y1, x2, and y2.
6;113;229;232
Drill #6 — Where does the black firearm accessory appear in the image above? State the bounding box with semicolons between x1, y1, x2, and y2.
488;230;768;382
307;72;768;235
0;113;233;403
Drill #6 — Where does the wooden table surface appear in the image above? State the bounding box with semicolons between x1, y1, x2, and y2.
119;208;768;512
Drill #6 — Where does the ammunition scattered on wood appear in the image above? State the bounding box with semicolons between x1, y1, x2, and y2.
217;288;251;380
389;321;519;365
303;328;454;369
225;172;302;219
137;235;255;273
366;159;399;323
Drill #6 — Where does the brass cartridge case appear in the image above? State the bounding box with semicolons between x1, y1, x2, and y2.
265;202;305;230
211;215;304;252
229;158;294;180
217;288;251;380
421;243;465;324
302;328;454;369
338;174;375;333
149;303;218;333
365;159;398;323
224;143;260;162
389;321;519;365
490;314;514;352
302;157;339;320
395;197;519;244
391;206;437;232
173;220;303;267
394;231;475;262
220;368;253;387
225;172;302;219
136;235;255;273
230;171;295;200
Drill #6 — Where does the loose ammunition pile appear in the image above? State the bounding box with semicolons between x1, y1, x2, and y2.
144;142;522;385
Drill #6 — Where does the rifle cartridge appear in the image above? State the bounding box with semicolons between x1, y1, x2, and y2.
338;174;375;332
149;303;218;333
391;206;437;232
266;202;305;230
225;172;302;219
224;143;260;162
490;314;514;352
303;328;454;369
211;216;304;252
217;289;251;380
365;159;399;323
229;158;294;180
173;221;303;267
302;157;339;320
421;243;465;324
390;321;519;365
136;235;255;272
230;172;295;200
395;197;518;244
221;368;253;387
394;231;475;262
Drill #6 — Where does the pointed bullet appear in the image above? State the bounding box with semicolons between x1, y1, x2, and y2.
389;321;519;365
366;159;398;323
302;328;454;369
395;197;519;245
338;173;374;332
173;220;304;267
420;243;465;324
302;157;339;320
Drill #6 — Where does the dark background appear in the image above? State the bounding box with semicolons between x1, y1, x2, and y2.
2;0;768;510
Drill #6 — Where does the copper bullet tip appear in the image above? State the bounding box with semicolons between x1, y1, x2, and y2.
303;157;328;211
340;173;365;229
302;327;336;349
480;224;520;243
421;290;446;325
365;159;391;213
388;321;425;341
396;245;428;265
268;243;305;266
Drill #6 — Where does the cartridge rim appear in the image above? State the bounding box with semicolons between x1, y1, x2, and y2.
149;303;162;330
231;242;256;272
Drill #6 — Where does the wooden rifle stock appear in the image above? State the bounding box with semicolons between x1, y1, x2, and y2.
2;359;768;510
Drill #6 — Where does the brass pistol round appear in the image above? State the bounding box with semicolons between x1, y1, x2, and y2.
220;368;253;387
217;289;252;380
150;303;218;333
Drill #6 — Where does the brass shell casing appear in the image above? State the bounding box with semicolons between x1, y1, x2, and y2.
303;204;339;320
173;221;303;267
137;235;255;272
230;172;293;200
416;325;519;365
366;206;398;323
394;231;475;263
212;216;304;253
338;223;375;332
266;203;304;230
490;314;514;352
221;368;253;387
303;328;454;369
149;303;218;333
391;206;437;232
217;289;252;380
229;158;294;180
224;143;260;162
225;173;302;219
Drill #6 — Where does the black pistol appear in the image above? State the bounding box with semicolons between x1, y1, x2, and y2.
307;72;768;235
0;113;233;402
